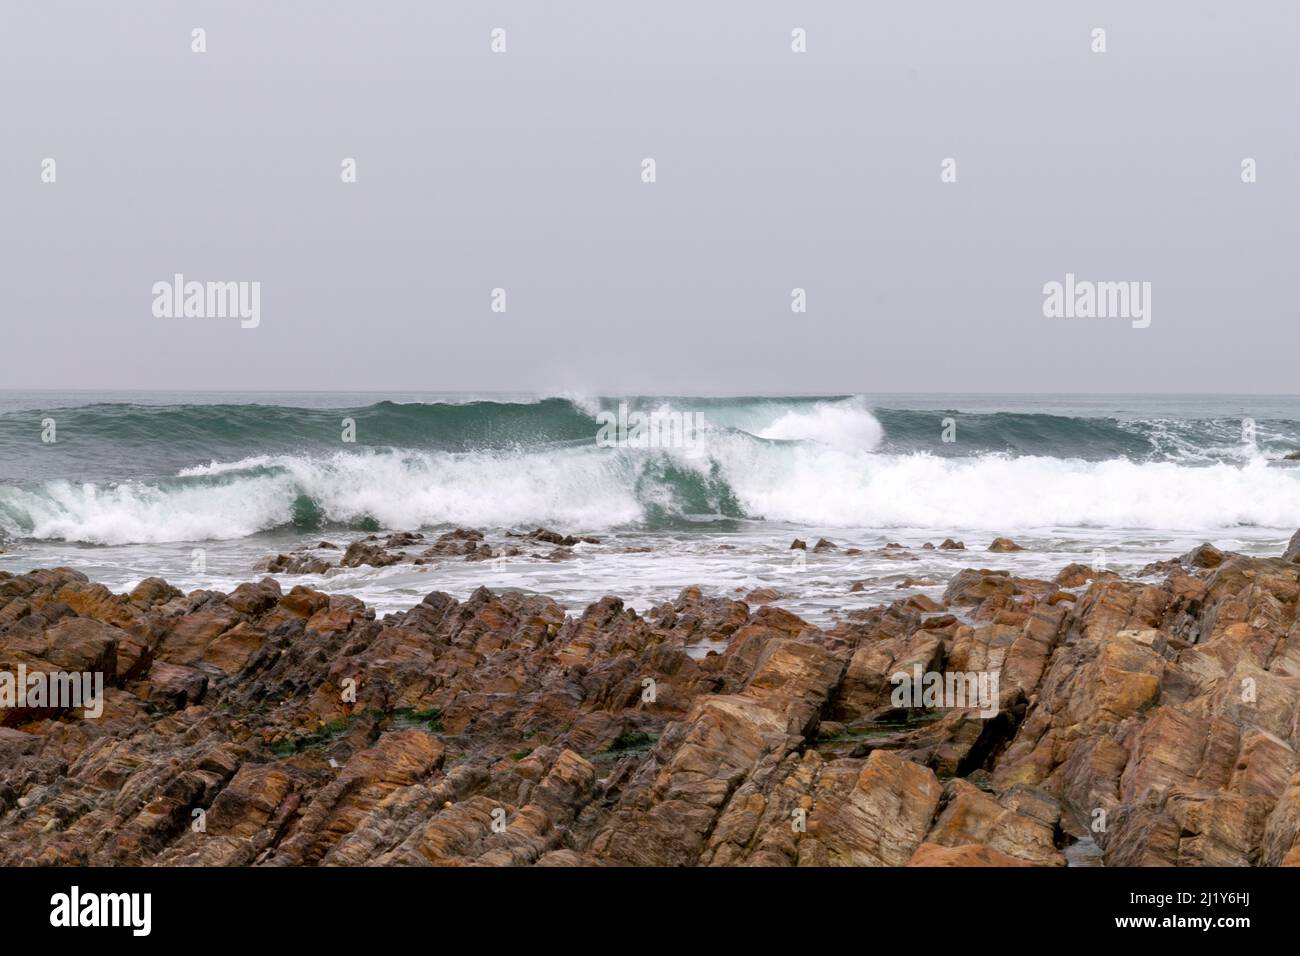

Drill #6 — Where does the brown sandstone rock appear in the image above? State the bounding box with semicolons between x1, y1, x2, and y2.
907;842;1035;866
1285;529;1300;563
5;544;1300;869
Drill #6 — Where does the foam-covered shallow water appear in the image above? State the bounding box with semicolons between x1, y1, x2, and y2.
0;522;1292;627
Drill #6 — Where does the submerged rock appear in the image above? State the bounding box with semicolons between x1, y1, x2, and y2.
340;539;402;568
525;528;601;547
987;537;1024;553
254;552;334;575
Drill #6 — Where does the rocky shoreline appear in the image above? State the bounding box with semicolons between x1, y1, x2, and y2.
3;534;1300;867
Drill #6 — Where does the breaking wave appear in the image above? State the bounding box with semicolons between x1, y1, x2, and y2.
2;395;1299;544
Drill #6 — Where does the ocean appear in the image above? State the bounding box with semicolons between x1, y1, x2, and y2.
2;392;1298;624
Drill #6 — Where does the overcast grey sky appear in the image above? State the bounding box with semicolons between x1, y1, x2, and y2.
1;0;1297;394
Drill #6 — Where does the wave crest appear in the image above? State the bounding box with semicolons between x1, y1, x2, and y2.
4;437;1300;545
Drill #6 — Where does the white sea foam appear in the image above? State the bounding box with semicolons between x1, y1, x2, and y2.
0;474;294;544
1;448;644;544
3;401;1300;544
755;398;884;450
713;444;1300;529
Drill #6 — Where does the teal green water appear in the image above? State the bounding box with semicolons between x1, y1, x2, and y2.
1;391;1296;622
2;392;1299;542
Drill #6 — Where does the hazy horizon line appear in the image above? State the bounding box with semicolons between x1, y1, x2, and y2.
2;388;1298;399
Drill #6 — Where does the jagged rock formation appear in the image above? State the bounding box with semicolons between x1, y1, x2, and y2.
3;547;1299;866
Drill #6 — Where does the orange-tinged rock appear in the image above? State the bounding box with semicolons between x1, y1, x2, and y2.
907;842;1035;866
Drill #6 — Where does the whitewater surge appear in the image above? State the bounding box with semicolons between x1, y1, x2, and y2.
1;449;645;545
721;446;1300;529
2;396;1299;544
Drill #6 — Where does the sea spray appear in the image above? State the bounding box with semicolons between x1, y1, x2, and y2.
3;395;1300;544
